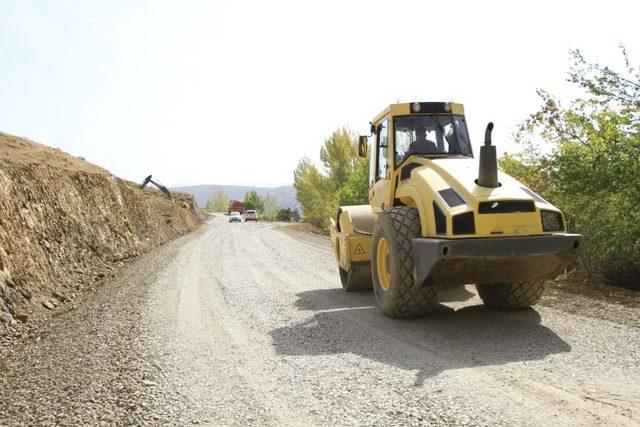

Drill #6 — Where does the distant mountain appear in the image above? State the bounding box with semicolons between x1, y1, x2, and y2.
171;184;299;210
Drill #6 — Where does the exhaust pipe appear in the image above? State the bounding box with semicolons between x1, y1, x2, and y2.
477;122;499;188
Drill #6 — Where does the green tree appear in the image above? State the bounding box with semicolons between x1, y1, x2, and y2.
205;189;229;212
501;46;640;287
293;157;335;228
276;208;293;221
320;127;357;189
294;128;370;228
336;158;369;206
244;190;264;212
262;193;279;219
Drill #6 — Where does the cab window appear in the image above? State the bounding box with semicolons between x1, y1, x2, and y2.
376;119;389;181
394;115;472;166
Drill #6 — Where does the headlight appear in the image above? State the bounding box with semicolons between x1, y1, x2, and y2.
541;210;564;232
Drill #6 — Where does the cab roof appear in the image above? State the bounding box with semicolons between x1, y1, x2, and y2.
372;102;465;124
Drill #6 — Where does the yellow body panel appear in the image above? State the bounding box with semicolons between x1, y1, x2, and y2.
330;228;372;269
329;209;373;269
340;234;372;265
394;156;564;238
370;179;389;213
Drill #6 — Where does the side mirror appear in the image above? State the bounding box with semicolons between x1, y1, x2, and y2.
358;136;369;157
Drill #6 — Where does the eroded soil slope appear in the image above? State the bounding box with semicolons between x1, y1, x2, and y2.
0;131;199;353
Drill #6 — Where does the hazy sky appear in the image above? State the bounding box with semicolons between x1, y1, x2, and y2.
1;1;638;187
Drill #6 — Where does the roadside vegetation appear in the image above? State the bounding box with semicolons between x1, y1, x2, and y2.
204;189;229;212
501;46;639;289
294;47;638;290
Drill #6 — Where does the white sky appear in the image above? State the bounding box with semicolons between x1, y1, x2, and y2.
1;0;638;187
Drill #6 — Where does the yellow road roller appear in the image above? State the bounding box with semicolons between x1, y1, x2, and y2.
329;102;582;318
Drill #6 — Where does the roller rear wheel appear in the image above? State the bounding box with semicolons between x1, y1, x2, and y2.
475;280;547;309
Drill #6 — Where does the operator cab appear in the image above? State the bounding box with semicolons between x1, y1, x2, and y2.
359;101;475;213
394;113;472;165
358;101;472;184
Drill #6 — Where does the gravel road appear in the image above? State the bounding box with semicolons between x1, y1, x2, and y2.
1;216;639;425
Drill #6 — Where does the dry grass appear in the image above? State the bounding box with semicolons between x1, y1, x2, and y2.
0;131;110;175
283;222;328;235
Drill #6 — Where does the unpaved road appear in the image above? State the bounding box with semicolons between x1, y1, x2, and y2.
1;216;639;425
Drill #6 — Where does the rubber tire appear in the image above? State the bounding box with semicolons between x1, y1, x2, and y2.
475;280;547;309
371;206;436;318
339;266;372;291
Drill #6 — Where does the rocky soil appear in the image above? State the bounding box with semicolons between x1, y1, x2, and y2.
0;216;638;425
0;131;200;355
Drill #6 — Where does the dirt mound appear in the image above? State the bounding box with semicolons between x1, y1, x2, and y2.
0;132;200;354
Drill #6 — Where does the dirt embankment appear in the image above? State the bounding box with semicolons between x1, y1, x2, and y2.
0;132;200;354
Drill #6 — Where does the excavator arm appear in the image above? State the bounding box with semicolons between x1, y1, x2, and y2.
139;175;172;199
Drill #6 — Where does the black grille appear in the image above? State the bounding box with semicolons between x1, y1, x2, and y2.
438;188;465;208
433;202;446;235
452;212;475;235
478;200;535;214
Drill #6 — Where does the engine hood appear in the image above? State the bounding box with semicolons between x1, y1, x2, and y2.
423;157;548;204
394;156;563;238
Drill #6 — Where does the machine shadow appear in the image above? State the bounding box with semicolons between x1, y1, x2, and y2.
294;288;375;311
433;285;476;303
271;288;571;385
